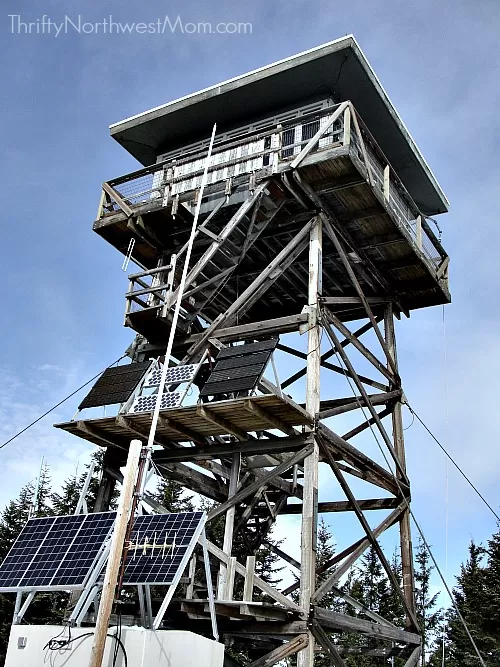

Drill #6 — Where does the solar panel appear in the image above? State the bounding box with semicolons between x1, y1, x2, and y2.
123;511;204;585
78;362;152;409
130;392;182;413
144;364;198;387
0;513;115;591
200;338;278;397
0;511;205;591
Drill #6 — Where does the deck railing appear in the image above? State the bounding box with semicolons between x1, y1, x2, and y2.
98;102;447;273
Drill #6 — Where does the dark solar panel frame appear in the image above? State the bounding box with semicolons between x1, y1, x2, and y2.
200;338;278;397
0;511;206;592
0;513;115;592
123;511;205;585
78;361;152;409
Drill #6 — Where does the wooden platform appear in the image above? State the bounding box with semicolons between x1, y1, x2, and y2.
55;394;312;450
94;148;450;331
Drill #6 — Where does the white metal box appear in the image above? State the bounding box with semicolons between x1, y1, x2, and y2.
5;625;224;667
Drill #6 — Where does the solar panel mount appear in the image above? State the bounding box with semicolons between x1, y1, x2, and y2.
0;511;206;592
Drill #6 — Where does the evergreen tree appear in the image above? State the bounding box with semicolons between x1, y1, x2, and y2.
153;476;194;513
443;541;489;666
414;539;442;666
483;525;500;661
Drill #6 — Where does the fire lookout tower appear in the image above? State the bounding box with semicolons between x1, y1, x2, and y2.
56;35;450;667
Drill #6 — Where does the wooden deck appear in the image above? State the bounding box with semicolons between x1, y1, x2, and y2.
94;147;449;332
55;394;312;450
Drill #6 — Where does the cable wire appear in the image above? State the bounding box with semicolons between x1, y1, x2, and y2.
43;628;128;667
406;405;500;524
0;355;127;451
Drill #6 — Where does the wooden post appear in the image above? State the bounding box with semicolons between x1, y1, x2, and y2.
383;164;390;201
88;440;142;667
243;555;256;602
298;216;322;667
217;452;241;598
343;106;351;147
416;215;423;250
384;305;417;629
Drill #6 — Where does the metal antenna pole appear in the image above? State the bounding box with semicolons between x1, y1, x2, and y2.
88;439;142;667
146;124;216;450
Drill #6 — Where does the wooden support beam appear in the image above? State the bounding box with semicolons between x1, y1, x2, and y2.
317;439;419;630
321;216;400;378
318;425;402;496
101;182;134;218
281;537;367;597
116;415;173;449
156;462;226;502
385;303;418;627
264;542;301;570
196;404;251;441
290;101;348;168
319;390;401;419
321;318;409;484
207;444;313;521
206;540;301;612
243;556;256;602
297;215;322;667
243;400;299;436
75;421;126;450
323;309;396;385
248;635;309;667
403;646;422;667
329;587;397;628
314;607;421;645
335;462;394;493
312;504;406;602
342;407;392;441
311;621;347;667
320;296;395;305
277;498;399;515
184;218;316;361
157;415;207;446
179;314;308;349
152;434;312;463
279;319;381;390
218;453;241;599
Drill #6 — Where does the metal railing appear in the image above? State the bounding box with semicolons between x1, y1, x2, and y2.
99;105;344;215
124;260;176;322
350;120;445;268
98;102;447;274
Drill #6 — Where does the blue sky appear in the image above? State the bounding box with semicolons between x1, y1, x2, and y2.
1;0;499;602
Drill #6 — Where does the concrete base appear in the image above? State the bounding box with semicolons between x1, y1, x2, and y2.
5;625;224;667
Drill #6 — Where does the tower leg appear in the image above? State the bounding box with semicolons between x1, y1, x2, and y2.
298;216;322;667
93;448;126;512
384;304;417;629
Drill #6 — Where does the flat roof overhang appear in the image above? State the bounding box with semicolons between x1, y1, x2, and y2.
110;35;448;215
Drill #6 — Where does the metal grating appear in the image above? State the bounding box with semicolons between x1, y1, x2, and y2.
131;392;183;413
200;338;278;398
78;362;152;409
0;511;205;591
144;364;198;387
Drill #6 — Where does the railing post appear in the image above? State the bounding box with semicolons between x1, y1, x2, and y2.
383;164;390;202
243;555;256;602
96;188;106;220
343;105;351;147
416;215;423;250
